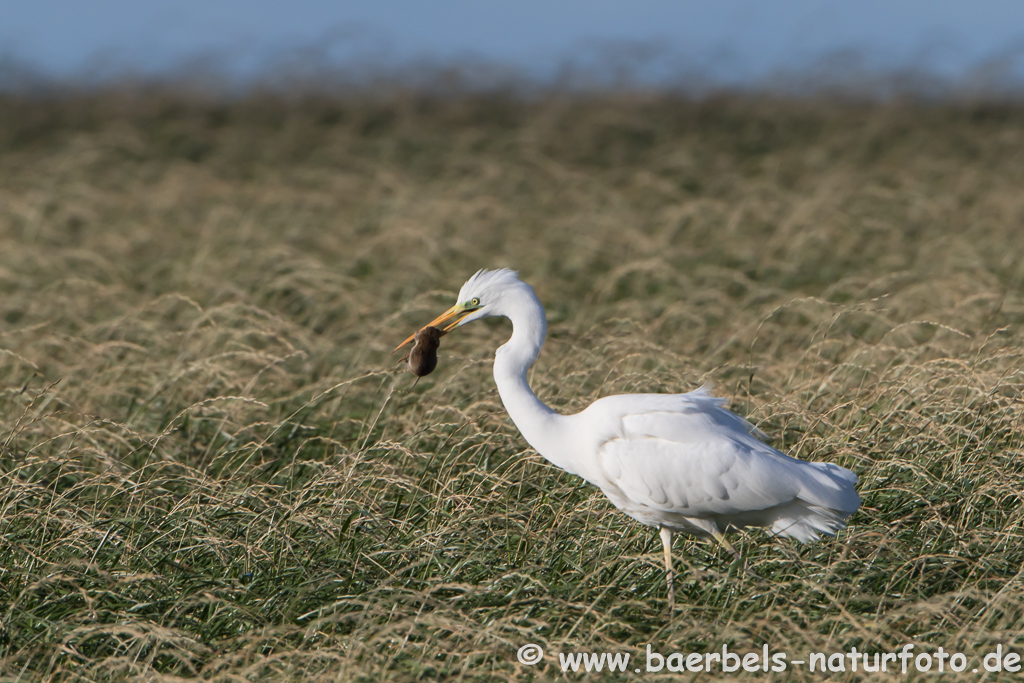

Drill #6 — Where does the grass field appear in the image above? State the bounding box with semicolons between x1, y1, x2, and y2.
2;87;1024;680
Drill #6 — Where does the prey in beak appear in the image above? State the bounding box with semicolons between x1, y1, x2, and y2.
402;326;441;386
395;301;480;384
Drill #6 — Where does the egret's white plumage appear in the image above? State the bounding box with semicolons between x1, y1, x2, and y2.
399;268;859;605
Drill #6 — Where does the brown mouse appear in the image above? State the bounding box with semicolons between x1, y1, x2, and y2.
402;326;442;386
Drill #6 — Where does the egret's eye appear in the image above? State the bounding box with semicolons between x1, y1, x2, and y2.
469;297;481;307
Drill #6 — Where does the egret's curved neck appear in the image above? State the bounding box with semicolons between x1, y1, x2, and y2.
492;288;568;466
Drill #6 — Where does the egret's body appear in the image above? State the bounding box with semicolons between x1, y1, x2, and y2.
398;269;859;605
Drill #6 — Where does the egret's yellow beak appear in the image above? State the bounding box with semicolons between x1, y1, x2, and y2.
395;302;477;352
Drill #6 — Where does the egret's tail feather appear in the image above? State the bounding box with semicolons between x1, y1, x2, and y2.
770;502;852;543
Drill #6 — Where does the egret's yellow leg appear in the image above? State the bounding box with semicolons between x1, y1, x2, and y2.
659;527;675;610
712;530;762;580
712;530;739;559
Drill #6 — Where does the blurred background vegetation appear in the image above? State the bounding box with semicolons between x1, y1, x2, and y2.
2;74;1024;679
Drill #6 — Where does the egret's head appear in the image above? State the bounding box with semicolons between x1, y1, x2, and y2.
395;268;527;351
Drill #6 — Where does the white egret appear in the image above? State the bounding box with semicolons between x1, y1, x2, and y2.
397;269;859;605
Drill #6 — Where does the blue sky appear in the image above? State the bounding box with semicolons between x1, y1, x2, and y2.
4;1;1024;88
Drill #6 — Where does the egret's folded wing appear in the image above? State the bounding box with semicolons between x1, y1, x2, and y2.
592;393;859;518
597;431;802;517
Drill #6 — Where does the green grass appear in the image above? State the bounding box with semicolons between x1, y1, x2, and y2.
3;88;1024;680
